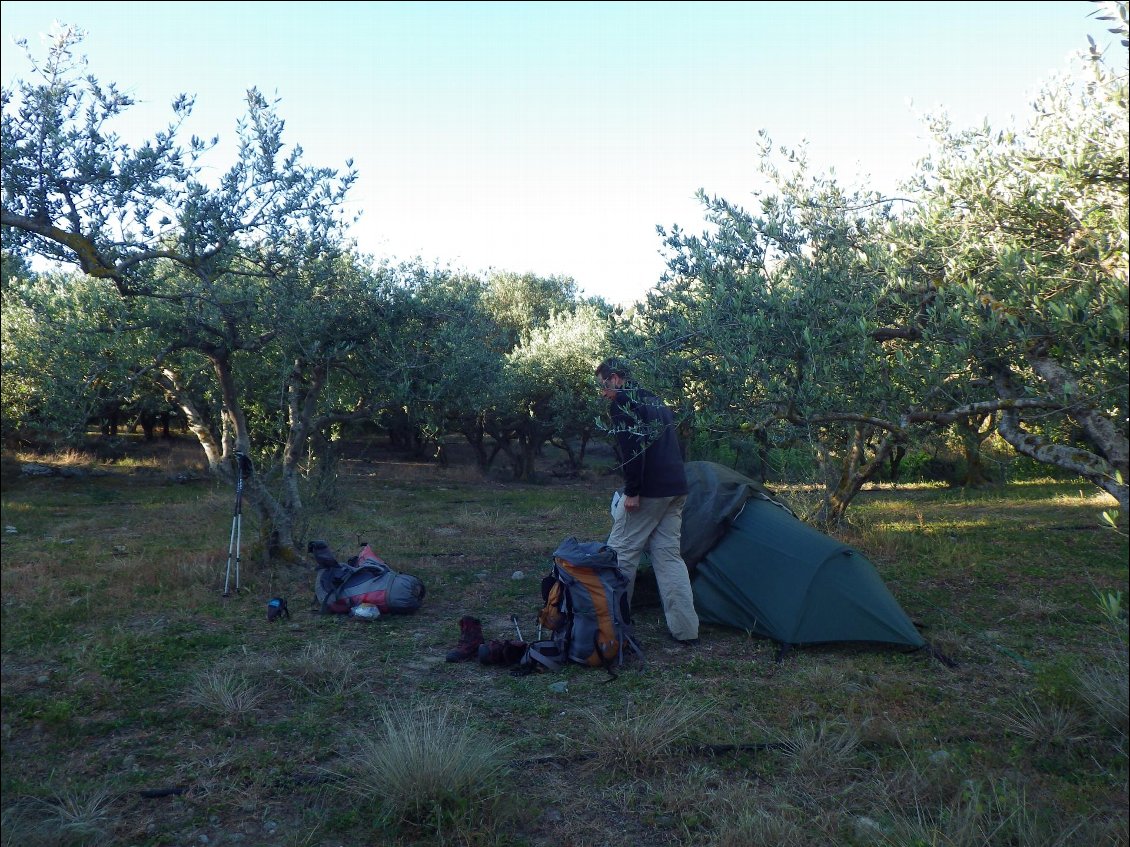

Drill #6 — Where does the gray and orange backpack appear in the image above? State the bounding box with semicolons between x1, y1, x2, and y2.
518;537;643;678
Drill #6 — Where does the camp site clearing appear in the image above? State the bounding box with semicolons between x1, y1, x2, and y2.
1;441;1126;846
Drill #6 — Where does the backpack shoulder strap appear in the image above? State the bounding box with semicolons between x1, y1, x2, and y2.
623;631;646;666
513;640;565;675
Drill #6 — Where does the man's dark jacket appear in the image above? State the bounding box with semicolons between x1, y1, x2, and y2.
608;383;687;498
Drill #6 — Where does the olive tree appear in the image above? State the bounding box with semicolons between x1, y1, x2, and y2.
628;149;944;525
502;302;610;479
482;271;581;348
617;10;1127;524
890;36;1128;513
1;25;378;555
1;259;159;443
376;267;509;466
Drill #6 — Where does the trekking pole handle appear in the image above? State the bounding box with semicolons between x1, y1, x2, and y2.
235;451;253;478
231;452;252;513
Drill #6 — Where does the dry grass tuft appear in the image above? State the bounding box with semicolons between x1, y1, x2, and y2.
571;695;713;776
701;780;849;847
335;698;510;835
1074;592;1129;756
708;804;808;847
185;667;265;719
176;553;221;590
284;642;360;698
452;505;506;533
999;696;1089;749
172;748;242;799
38;447;96;469
878;740;965;811
765;483;827;524
870;779;1091;847
7;784;117;847
1076;656;1130;755
767;717;866;780
792;661;871;695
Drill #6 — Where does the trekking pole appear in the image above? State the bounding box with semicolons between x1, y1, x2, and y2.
222;451;252;597
510;613;524;642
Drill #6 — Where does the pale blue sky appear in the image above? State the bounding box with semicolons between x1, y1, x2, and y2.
0;1;1112;304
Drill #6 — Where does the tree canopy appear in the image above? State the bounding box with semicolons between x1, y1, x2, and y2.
3;12;1127;543
608;23;1127;522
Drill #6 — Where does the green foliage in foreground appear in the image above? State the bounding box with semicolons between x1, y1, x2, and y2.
1;451;1127;846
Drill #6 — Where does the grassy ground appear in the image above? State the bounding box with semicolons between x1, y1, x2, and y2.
1;436;1127;847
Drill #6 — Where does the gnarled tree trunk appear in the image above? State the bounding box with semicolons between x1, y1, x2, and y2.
992;363;1128;514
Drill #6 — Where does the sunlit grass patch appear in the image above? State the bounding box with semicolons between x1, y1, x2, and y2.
864;517;995;536
12;435;207;475
1049;488;1122;508
13;446;97;469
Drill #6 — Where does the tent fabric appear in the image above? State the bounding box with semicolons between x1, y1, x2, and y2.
681;460;774;568
680;461;925;650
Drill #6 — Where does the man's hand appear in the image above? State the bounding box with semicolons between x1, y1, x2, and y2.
624;494;641;513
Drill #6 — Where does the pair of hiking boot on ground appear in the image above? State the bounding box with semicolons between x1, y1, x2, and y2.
444;615;526;666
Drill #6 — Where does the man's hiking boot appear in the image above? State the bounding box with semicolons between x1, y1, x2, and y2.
477;639;527;666
445;616;484;662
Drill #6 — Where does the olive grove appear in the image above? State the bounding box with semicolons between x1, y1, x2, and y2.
4;10;1126;545
612;19;1127;523
2;26;400;553
1;26;609;550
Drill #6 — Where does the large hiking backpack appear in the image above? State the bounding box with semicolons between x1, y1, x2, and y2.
522;537;642;675
313;542;426;615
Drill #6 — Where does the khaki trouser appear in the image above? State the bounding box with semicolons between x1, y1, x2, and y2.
608;494;700;641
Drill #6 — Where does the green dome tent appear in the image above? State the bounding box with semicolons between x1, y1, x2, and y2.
675;462;926;652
